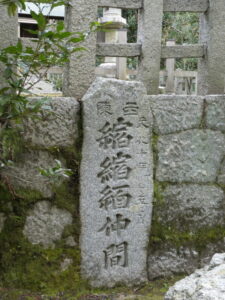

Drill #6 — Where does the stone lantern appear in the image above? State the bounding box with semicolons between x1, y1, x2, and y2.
96;8;127;80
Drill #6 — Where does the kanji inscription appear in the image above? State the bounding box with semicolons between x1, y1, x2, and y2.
97;152;131;183
98;214;130;236
97;118;133;149
97;101;113;116
104;242;128;269
80;78;153;287
99;185;131;210
123;102;139;115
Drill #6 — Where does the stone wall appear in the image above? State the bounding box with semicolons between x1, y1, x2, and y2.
78;79;225;284
0;97;82;291
1;91;225;290
148;95;225;279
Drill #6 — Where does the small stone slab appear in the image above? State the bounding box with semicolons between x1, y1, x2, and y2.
23;97;80;148
156;130;225;183
80;78;153;287
157;184;225;230
23;201;72;248
149;95;203;135
148;247;199;280
1;150;62;198
206;96;225;131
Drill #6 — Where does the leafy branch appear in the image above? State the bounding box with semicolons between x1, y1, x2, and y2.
0;0;100;179
39;159;73;182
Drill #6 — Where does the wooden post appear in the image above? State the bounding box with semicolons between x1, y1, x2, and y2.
198;0;225;95
137;0;163;94
63;0;98;99
165;40;176;94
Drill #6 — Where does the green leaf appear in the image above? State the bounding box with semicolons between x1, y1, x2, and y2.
58;32;72;39
30;10;46;31
90;21;101;31
69;36;84;43
3;0;26;17
17;40;23;52
0;87;10;94
71;47;87;53
56;21;64;32
4;45;19;54
25;29;39;35
52;1;66;8
4;67;12;79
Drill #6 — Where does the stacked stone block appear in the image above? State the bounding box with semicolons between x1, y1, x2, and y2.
1;89;225;287
148;95;225;279
2;97;80;208
0;97;80;288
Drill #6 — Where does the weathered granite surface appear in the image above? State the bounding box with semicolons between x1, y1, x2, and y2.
0;7;18;88
80;78;153;287
23;201;72;248
163;0;208;12
23;97;80;148
63;0;98;99
150;95;203;135
158;184;225;230
217;159;225;185
165;253;225;300
206;95;225;131
199;242;225;267
156;130;225;183
65;236;77;247
198;0;225;95
0;213;6;233
1;150;64;198
149;93;225;280
148;247;199;280
137;0;163;94
0;7;17;48
148;241;225;280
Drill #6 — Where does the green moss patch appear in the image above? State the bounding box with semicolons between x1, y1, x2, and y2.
0;275;184;300
151;181;225;251
150;208;225;252
0;229;86;294
53;182;78;215
0;182;13;203
15;188;44;202
0;100;83;296
152;134;159;179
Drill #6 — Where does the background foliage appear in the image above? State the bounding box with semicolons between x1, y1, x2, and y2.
123;10;199;71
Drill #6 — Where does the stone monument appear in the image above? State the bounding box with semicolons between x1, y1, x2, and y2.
80;77;153;287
